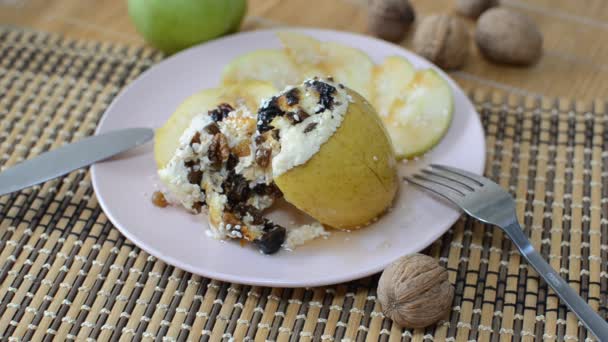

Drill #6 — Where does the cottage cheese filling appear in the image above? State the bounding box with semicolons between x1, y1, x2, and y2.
269;80;349;176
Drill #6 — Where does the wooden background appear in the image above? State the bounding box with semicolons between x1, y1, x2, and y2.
1;0;608;102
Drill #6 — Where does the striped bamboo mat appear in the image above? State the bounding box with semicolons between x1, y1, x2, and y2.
0;26;606;341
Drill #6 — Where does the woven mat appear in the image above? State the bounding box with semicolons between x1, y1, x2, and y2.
0;26;606;341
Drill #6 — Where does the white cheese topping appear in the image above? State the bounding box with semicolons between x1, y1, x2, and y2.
283;222;329;250
158;114;215;210
270;80;349;177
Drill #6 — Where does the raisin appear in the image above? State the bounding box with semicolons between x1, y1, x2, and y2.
285;109;309;124
303;122;318;133
271;129;280;140
326;76;334;82
253;183;283;198
254;134;266;145
285;112;298;124
151;191;169;208
255;147;271;168
250;212;265;225
187;170;203;185
305;80;336;112
231;203;247;216
184;160;203;184
254;224;286;254
208;133;230;167
297;110;310;121
192;201;204;213
190;132;201;145
285;88;300;106
226;154;239;171
257;97;285;132
223;172;251;208
204;122;220;135
233;204;265;225
266;183;283;198
252;183;269;195
208;103;234;122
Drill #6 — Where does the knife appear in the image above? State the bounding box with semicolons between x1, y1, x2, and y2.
0;127;154;196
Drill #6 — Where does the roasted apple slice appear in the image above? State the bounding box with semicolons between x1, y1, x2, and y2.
372;56;415;118
320;41;374;100
221;49;300;89
277;32;374;99
276;31;326;79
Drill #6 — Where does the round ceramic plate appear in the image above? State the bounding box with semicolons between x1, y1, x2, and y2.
91;28;485;287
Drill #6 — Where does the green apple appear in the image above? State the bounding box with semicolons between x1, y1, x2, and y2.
128;0;247;54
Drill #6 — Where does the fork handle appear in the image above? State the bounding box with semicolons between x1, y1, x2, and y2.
503;221;608;340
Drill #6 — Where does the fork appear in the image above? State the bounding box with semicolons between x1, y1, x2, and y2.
405;164;608;340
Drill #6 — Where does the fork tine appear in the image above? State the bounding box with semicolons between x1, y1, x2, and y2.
430;164;488;186
405;176;464;206
415;173;471;195
421;169;477;191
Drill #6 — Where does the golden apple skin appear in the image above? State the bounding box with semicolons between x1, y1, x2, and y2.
274;90;399;229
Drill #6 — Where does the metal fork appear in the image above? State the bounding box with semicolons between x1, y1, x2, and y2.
406;164;608;340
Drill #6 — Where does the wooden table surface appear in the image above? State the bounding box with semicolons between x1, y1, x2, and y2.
1;0;608;102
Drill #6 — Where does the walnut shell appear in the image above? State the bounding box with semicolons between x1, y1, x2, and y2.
368;0;415;43
412;14;469;70
475;8;543;65
377;254;454;328
455;0;498;18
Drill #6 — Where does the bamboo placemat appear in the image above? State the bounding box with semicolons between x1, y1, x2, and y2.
0;26;606;341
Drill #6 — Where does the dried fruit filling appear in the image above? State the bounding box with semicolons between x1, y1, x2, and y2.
157;78;350;253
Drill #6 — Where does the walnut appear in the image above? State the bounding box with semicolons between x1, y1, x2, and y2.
208;133;230;167
368;0;416;43
475;8;542;66
413;14;469;70
377;253;454;328
455;0;498;18
232;140;251;157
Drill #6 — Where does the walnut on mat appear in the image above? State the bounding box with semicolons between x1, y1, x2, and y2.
377;253;454;328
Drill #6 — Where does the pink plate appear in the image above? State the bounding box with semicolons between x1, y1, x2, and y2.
91;28;485;287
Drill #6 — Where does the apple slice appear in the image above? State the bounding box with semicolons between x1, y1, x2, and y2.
277;31;327;79
372;56;415;118
320;41;374;100
154;81;277;168
383;69;453;159
277;32;374;99
221;49;300;89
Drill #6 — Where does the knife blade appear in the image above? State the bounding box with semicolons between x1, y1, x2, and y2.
0;127;154;196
